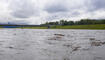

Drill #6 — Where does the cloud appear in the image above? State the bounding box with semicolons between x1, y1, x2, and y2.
86;0;105;11
10;0;40;18
44;0;105;21
44;0;85;13
43;0;86;21
45;2;68;13
0;0;105;24
8;20;30;25
92;0;105;10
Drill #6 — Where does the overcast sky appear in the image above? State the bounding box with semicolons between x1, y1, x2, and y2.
0;0;105;24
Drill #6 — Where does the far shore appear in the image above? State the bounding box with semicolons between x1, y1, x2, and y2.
0;24;105;30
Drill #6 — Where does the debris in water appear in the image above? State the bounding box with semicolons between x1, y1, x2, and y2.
72;46;81;51
90;38;95;40
8;46;14;49
82;48;90;51
56;36;62;38
63;44;71;47
64;58;70;60
54;34;65;36
91;42;101;46
91;41;105;46
48;34;65;40
48;37;56;40
101;42;105;44
48;36;62;40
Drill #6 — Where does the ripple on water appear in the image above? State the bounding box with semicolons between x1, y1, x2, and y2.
0;29;105;60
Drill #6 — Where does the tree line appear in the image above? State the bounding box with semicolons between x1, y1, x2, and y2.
41;19;105;26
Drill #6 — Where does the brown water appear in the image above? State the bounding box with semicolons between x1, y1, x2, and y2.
0;29;105;60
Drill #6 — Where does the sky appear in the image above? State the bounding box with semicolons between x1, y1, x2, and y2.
0;0;105;25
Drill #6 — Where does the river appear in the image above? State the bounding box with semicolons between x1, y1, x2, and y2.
0;29;105;60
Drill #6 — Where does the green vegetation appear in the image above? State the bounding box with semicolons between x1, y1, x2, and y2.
0;19;105;29
51;24;105;29
19;27;47;29
40;19;105;30
17;24;105;30
42;19;105;25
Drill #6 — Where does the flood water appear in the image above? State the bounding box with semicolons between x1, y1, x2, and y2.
0;29;105;60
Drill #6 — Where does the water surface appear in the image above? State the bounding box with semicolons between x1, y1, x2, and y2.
0;29;105;60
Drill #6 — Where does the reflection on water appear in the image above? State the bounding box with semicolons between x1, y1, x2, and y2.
0;29;105;60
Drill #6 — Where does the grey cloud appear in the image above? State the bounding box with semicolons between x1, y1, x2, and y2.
92;0;105;10
45;4;68;13
1;0;105;24
47;12;80;21
45;12;71;21
44;0;86;13
86;0;105;11
12;9;35;18
44;0;105;21
44;0;70;13
70;11;80;17
10;0;39;18
8;20;29;25
44;0;86;21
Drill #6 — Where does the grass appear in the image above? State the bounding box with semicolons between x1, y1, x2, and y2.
20;24;105;30
19;27;47;29
0;24;105;30
52;24;105;29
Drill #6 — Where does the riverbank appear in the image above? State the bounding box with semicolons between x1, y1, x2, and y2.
20;24;105;30
0;24;105;29
53;24;105;29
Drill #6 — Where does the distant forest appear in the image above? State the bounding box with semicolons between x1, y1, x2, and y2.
41;19;105;25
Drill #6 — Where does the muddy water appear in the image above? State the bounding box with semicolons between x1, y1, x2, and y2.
0;29;105;60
